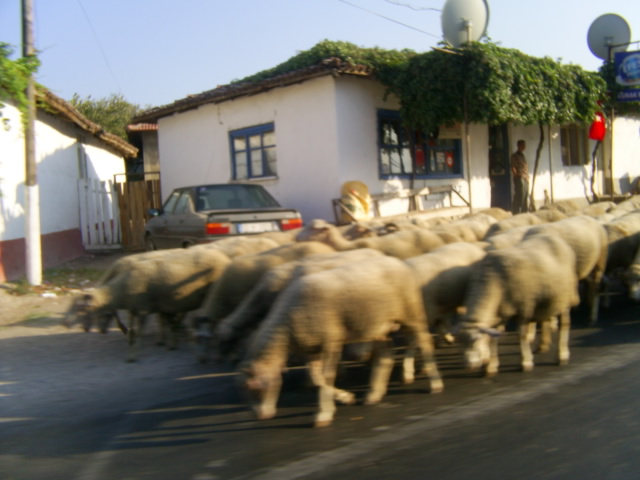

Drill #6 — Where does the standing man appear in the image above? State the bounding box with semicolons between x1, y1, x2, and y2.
510;139;529;214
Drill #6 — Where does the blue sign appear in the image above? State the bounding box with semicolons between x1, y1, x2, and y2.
617;89;640;102
615;51;640;86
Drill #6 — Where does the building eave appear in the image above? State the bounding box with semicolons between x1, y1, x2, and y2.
38;89;139;159
133;57;373;123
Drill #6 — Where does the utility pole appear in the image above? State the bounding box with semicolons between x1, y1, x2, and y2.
22;0;42;285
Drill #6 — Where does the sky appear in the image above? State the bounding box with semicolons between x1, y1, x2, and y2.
1;0;640;109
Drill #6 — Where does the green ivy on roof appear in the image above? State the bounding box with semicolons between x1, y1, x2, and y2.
234;39;627;131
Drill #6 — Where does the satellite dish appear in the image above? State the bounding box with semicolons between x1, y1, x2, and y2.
441;0;490;48
587;13;631;60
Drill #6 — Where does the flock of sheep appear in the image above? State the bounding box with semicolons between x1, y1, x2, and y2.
64;195;640;427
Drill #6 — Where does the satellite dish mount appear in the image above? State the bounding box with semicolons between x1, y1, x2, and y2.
441;0;490;48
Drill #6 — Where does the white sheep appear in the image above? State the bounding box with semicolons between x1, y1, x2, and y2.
522;215;608;325
296;219;447;259
483;213;548;238
239;255;443;427
432;214;497;243
193;241;336;361
203;235;280;256
214;248;385;361
482;224;534;251
603;210;640;274
64;247;232;361
455;234;580;376
404;242;487;342
601;210;640;304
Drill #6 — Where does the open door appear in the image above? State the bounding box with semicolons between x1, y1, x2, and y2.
489;125;512;210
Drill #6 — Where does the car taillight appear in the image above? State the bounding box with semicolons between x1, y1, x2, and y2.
206;222;231;235
281;218;303;231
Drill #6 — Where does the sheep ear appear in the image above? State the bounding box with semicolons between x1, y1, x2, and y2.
479;326;502;338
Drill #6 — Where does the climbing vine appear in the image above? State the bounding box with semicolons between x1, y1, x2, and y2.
0;43;40;124
236;40;612;132
381;42;608;132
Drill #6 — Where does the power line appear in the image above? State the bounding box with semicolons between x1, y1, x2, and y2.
76;0;124;96
383;0;440;12
337;0;441;39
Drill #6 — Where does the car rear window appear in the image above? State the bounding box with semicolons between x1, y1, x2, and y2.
195;185;281;211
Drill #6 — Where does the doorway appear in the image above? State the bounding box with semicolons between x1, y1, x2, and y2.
489;125;512;211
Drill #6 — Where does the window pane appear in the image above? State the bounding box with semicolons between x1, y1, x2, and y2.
263;130;276;147
382;122;398;145
250;149;263;176
235;151;248;179
234;136;246;152
249;134;261;149
265;146;277;176
174;192;191;213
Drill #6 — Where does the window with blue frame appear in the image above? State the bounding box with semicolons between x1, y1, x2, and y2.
229;123;277;180
378;110;462;178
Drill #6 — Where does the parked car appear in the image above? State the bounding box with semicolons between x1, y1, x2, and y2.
144;183;303;250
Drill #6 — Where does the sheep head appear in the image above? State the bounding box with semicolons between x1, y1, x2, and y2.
63;293;98;332
455;323;501;372
238;361;283;420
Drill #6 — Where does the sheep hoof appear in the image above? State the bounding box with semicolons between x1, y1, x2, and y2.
254;406;276;420
521;362;534;372
429;379;444;394
484;367;498;378
314;413;334;428
334;390;356;405
558;356;570;366
402;374;415;385
535;345;550;354
364;393;384;405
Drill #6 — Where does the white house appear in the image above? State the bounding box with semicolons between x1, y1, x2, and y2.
135;57;640;225
0;90;137;282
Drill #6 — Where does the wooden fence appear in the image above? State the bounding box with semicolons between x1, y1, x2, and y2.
77;178;122;251
114;175;162;251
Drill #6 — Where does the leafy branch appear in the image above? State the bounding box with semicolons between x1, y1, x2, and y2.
0;42;40;125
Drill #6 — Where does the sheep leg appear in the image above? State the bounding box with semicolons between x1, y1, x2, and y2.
158;313;183;350
414;330;444;393
402;345;416;385
586;276;601;326
192;317;213;364
485;335;500;377
128;312;151;362
364;340;395;405
307;359;355;406
528;320;553;353
314;348;342;428
125;312;144;363
519;322;535;372
557;310;571;366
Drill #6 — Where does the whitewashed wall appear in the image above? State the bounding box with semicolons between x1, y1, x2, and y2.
158;76;343;221
611;116;640;193
0;102;125;241
155;76;640;223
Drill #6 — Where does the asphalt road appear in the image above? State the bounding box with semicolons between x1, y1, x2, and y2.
2;298;640;480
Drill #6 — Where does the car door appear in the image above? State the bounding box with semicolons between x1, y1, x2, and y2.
164;190;196;248
148;189;180;249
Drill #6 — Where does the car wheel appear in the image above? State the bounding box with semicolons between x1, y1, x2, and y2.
145;234;157;251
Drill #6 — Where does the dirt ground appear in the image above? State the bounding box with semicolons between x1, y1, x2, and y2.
0;251;133;334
